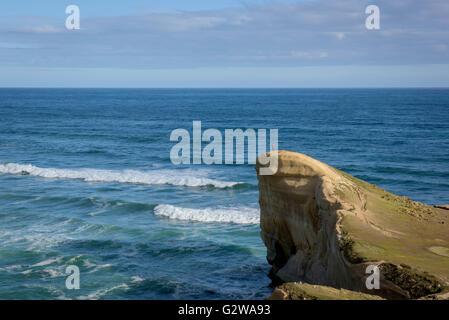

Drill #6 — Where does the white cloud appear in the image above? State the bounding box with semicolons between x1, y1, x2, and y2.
335;32;345;40
29;25;63;33
289;51;328;59
0;42;35;49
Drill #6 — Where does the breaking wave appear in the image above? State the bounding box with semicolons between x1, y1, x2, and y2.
0;162;242;189
154;204;259;224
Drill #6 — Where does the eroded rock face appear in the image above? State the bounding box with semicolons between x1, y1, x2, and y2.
257;151;362;290
256;151;449;300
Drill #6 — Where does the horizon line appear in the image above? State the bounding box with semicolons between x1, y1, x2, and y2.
1;87;449;89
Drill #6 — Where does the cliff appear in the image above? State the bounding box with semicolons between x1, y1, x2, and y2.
256;151;449;300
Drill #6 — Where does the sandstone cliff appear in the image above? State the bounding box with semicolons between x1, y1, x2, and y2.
256;151;449;300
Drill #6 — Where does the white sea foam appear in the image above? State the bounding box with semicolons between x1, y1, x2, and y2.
0;162;240;188
79;283;129;300
154;204;260;225
87;263;114;274
43;267;64;278
131;276;145;283
31;257;61;267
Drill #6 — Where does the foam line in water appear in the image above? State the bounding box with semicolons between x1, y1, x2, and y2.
154;204;260;224
0;163;240;188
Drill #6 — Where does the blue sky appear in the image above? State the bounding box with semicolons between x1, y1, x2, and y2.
1;0;449;87
1;1;283;16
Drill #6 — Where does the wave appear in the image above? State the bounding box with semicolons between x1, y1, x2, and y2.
154;204;259;225
79;283;130;300
0;162;242;189
26;195;158;212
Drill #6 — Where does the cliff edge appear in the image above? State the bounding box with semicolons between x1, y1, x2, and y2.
256;151;449;299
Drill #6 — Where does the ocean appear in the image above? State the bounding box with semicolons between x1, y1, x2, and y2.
0;88;448;299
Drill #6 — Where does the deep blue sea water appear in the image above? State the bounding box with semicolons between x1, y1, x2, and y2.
0;88;448;299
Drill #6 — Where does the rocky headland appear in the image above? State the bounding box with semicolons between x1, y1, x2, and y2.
256;151;449;300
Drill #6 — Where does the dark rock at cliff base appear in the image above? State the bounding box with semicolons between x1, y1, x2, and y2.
256;151;449;300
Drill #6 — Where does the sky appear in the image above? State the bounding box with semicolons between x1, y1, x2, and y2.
1;0;449;87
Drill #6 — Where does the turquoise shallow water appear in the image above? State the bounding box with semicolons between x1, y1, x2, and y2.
0;88;448;299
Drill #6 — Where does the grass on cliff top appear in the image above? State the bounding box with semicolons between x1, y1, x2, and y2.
273;282;384;300
334;169;449;287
